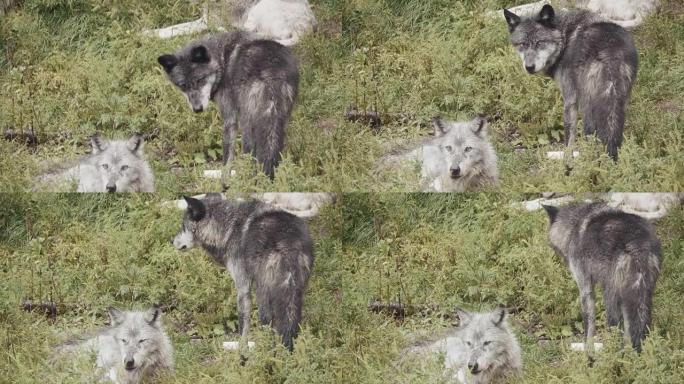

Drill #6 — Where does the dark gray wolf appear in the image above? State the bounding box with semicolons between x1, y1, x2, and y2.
543;202;662;351
407;307;522;383
504;4;638;160
173;196;314;351
37;134;155;192
158;31;300;180
380;116;499;192
54;307;174;384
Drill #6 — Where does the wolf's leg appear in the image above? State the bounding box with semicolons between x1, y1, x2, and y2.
562;92;578;147
236;282;252;341
579;284;597;352
603;287;622;328
221;109;238;187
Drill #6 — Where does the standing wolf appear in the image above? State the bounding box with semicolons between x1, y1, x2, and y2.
543;202;662;351
158;32;300;180
504;4;638;160
408;307;522;383
37;134;155;192
54;307;174;384
380;116;498;192
173;196;314;351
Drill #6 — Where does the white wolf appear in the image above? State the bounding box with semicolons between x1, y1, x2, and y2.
408;307;522;384
146;0;317;46
381;116;499;192
54;307;174;384
38;134;155;192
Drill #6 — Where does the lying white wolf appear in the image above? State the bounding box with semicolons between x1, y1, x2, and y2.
54;307;174;384
145;0;317;46
380;116;499;192
408;307;522;384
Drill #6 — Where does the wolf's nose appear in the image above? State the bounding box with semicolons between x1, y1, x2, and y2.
193;106;203;113
525;65;535;74
106;185;116;193
450;167;461;178
468;362;478;372
125;359;135;370
179;245;187;250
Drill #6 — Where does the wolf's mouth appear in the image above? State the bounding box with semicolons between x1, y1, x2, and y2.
125;365;137;371
471;368;482;375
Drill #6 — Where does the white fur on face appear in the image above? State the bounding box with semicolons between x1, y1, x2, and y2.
173;227;195;250
184;75;216;111
522;44;558;73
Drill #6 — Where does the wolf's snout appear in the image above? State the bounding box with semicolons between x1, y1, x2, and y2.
525;65;535;74
193;106;204;113
179;244;187;250
124;358;135;370
106;184;117;193
468;362;480;374
450;166;461;179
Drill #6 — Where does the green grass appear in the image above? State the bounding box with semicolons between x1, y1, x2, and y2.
0;0;682;192
0;193;682;382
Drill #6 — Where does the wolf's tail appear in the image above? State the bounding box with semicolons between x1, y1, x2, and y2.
618;250;661;352
257;250;312;351
239;79;298;180
582;58;637;161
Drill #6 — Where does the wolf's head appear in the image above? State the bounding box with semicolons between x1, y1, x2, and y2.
173;196;208;251
504;4;562;74
432;116;492;181
456;307;515;377
158;42;221;113
90;134;149;193
108;307;168;373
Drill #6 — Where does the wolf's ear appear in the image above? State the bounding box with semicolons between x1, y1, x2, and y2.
145;306;162;327
190;45;210;64
183;196;206;221
455;307;472;326
91;134;106;154
491;306;507;327
126;133;144;156
158;54;178;73
470;115;488;137
503;9;521;32
538;4;555;28
432;117;448;137
108;307;125;326
542;204;559;224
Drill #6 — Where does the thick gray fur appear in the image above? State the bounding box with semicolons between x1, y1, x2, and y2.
173;196;314;351
505;4;638;160
37;134;155;192
543;202;661;351
158;31;300;179
54;307;174;384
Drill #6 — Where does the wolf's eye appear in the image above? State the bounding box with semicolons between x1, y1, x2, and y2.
466;341;472;346
121;338;128;344
101;164;109;170
444;145;453;152
464;146;473;153
120;165;129;172
483;341;491;346
138;338;147;344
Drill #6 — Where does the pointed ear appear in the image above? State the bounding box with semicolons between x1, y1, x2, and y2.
538;4;555;28
503;9;521;32
190;46;210;64
491;306;507;327
145;306;161;327
157;54;178;73
455;307;472;327
542;204;559;224
91;134;106;154
432;117;448;137
183;196;206;221
108;307;125;326
470;115;487;137
126;133;144;156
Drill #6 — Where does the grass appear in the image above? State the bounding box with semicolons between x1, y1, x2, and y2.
0;0;682;193
0;193;683;383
